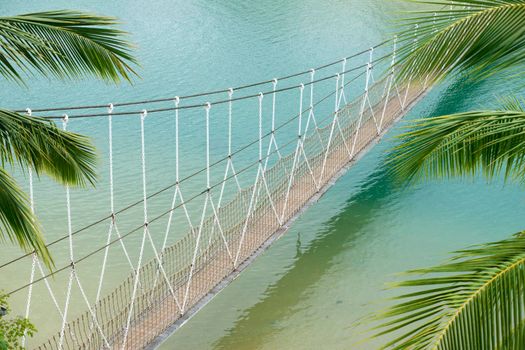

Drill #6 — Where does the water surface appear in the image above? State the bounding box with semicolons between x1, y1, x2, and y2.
0;1;523;349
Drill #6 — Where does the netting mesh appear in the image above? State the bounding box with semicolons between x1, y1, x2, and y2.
32;71;426;349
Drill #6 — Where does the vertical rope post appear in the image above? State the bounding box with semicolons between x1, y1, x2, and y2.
253;93;264;209
253;89;282;228
182;103;211;312
365;47;380;135
121;110;149;349
95;104;115;305
175;96;180;184
204;98;234;264
280;84;305;221
379;39;398;131
58;114;74;350
258;93;263;163
164;95;195;238
297;85;304;138
390;36;405;110
334;73;340;115
351;49;373;157
338;58;347;107
160;96;181;248
23;108;36;348
318;74;341;184
218;88;243;207
263;79;283;171
304;68;321;142
159;96;186;254
227;89;233;158
141;111;149;224
206;102;211;190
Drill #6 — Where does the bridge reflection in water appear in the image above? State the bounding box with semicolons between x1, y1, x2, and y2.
5;39;428;349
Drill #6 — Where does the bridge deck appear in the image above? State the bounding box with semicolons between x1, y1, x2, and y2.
37;77;428;350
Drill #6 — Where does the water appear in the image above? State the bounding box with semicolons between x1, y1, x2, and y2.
0;1;523;349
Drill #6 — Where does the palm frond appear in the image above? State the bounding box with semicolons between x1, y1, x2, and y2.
396;0;525;83
0;10;137;83
371;231;525;349
0;109;97;187
387;107;525;184
0;168;51;268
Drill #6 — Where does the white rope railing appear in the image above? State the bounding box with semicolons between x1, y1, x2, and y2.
0;39;432;350
351;50;374;157
121;111;150;348
23;108;37;348
14;43;390;117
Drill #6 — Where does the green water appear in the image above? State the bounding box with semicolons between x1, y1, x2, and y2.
158;77;525;349
0;1;523;349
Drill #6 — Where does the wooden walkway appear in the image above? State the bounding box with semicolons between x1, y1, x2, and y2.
36;76;427;350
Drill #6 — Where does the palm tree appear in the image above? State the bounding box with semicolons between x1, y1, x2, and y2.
0;10;136;269
371;0;525;349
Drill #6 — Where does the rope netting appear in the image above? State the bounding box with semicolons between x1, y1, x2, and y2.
0;35;430;350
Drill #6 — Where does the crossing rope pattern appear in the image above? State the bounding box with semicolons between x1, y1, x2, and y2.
3;37;428;349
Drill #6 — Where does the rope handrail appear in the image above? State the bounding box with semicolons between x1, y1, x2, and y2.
7;67;394;297
16;40;390;116
6;117;307;296
11;32;432;348
41;61;383;119
0;69;367;274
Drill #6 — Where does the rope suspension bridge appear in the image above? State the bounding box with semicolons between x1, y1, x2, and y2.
2;37;429;349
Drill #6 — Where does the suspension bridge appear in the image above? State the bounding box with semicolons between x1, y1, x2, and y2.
2;38;429;349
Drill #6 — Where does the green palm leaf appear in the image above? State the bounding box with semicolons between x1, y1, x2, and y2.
0;109;97;187
0;10;137;83
388;104;525;184
0;109;98;267
0;9;138;267
396;0;525;83
371;231;525;349
0;168;51;269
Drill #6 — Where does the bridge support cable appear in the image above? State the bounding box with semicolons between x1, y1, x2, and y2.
55;115;110;350
389;36;406;113
57;115;75;349
122;110;185;349
303;69;325;153
2;38;432;349
218;89;244;206
22;108;49;348
121;111;147;348
96;104;136;307
279;83;320;223
351;49;375;157
379;39;398;132
21;110;71;345
263;79;284;172
164;96;196;241
234;92;283;269
14;42;391;116
335;73;353;157
318;74;343;184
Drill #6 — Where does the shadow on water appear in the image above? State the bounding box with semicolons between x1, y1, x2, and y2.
212;166;400;349
210;75;498;349
425;73;513;117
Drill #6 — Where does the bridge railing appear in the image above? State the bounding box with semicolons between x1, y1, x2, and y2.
0;36;428;350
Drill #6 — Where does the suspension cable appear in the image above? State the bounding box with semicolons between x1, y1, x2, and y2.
6;117;306;296
40;62;382;119
0;69;366;273
16;40;390;114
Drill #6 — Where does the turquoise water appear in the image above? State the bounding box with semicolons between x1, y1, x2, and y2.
0;1;524;349
158;79;525;350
